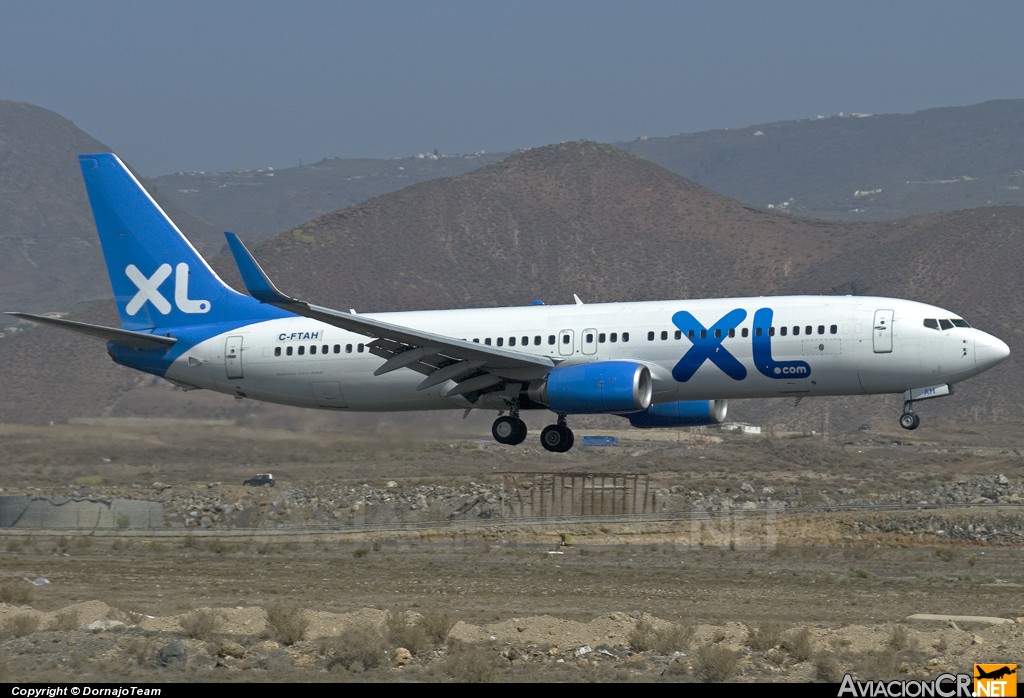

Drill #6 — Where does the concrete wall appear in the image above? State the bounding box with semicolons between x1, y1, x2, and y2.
0;496;163;530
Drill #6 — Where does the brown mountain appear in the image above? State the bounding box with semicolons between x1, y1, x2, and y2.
1;141;1018;432
227;141;869;311
620;99;1024;220
148;99;1024;246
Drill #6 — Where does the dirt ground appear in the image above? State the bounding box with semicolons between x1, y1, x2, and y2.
0;417;1022;683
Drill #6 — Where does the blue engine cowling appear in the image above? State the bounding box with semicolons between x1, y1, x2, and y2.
540;361;653;414
624;399;728;428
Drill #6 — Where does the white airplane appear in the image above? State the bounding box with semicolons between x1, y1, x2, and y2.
8;153;1011;452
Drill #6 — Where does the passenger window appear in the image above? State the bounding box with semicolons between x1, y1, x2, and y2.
596;333;603;343
346;344;352;353
485;338;492;345
610;333;617;342
274;347;281;356
561;335;569;344
791;326;798;336
742;328;749;338
497;337;504;347
817;325;824;335
473;338;479;343
334;344;341;353
548;335;555;345
298;346;305;355
677;330;684;340
728;328;735;338
534;336;541;345
648;331;655;341
622;332;629;342
523;336;529;345
509;337;516;347
755;327;762;337
830;325;837;334
286;346;293;356
713;329;721;339
358;344;364;353
780;327;788;336
661;330;668;341
768;327;775;336
805;326;812;335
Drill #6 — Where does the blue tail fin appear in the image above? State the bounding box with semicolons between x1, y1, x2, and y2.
79;153;281;331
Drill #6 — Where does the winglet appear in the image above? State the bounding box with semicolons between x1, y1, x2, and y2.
224;232;295;304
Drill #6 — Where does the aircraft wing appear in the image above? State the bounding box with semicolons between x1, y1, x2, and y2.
224;233;556;397
6;312;177;350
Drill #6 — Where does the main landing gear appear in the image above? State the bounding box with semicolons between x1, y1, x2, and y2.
491;408;575;452
491;413;527;445
539;415;574;453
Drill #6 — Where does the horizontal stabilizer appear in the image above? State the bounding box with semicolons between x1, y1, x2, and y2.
7;312;177;350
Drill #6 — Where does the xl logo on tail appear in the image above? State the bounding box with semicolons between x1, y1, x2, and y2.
125;263;211;315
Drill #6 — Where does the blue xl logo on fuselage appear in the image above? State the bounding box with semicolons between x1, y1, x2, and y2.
671;308;812;382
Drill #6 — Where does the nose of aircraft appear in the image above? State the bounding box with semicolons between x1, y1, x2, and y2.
975;332;1010;370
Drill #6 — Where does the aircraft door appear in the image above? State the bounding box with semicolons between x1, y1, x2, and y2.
872;309;894;353
558;329;574;356
225;335;244;378
582;328;598;355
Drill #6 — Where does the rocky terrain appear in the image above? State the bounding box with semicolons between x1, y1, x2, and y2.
0;420;1022;683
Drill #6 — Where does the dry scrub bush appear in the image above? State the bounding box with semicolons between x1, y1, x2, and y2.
815;652;844;681
2;614;41;638
441;640;504;683
746;622;784;651
419;609;457;645
695;643;739;682
627;618;695;654
0;580;34;605
385;611;431;656
265;603;309;645
782;626;814;661
319;624;390;673
180;609;223;641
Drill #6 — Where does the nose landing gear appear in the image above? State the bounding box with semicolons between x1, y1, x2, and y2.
898;410;920;430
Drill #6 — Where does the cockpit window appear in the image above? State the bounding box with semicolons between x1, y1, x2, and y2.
939;319;953;330
952;319;971;328
923;319;939;330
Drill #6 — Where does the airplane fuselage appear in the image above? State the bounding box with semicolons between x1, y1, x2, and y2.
118;295;1000;413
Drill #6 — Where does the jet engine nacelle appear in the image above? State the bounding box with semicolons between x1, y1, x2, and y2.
530;361;653;414
624;399;728;428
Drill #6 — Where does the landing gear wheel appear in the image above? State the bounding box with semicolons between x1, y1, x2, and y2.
899;412;920;430
492;416;528;445
540;424;575;453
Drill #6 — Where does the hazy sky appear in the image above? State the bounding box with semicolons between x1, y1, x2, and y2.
4;1;1023;176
